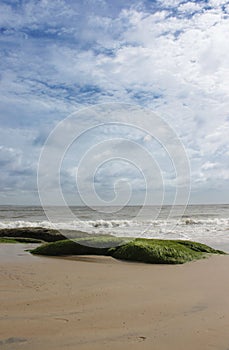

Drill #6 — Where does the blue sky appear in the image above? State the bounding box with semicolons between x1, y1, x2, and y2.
0;0;229;205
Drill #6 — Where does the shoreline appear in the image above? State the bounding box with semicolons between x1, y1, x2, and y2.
1;244;229;349
1;227;229;255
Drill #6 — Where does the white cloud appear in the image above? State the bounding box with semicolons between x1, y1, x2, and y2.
178;2;203;14
0;145;36;196
201;161;218;170
0;0;229;204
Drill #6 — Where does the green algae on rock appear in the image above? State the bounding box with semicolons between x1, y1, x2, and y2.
0;227;91;242
31;237;226;264
109;238;225;264
0;237;43;244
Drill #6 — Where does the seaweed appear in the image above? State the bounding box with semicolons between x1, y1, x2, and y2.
31;237;226;264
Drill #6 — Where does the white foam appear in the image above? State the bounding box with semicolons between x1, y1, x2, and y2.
0;217;228;244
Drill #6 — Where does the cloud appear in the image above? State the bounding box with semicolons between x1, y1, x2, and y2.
0;0;228;204
0;146;36;196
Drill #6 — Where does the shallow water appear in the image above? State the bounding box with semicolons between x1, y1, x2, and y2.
0;243;41;263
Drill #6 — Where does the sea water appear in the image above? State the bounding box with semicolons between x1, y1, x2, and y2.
0;204;228;252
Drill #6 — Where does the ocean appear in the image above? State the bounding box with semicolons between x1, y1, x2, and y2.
0;204;229;252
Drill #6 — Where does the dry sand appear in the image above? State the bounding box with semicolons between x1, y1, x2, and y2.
0;244;229;350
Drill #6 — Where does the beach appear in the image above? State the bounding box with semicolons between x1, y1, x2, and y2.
1;244;229;350
1;0;229;348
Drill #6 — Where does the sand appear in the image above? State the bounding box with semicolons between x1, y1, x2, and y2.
0;244;229;350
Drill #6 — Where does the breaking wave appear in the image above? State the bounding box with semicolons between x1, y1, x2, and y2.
0;217;228;244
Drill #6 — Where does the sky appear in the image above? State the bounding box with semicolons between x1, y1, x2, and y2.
0;0;229;206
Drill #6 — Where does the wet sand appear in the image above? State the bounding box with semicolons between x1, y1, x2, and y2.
0;244;229;350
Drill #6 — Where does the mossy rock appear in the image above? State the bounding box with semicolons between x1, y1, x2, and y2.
174;240;225;254
110;239;205;264
31;237;226;264
0;237;43;244
0;227;90;242
31;236;128;256
0;237;21;244
73;236;130;248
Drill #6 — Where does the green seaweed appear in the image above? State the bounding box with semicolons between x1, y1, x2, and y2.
0;227;90;242
31;236;127;256
174;240;226;254
0;238;19;243
31;236;226;264
110;239;202;264
73;236;130;248
0;237;43;244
